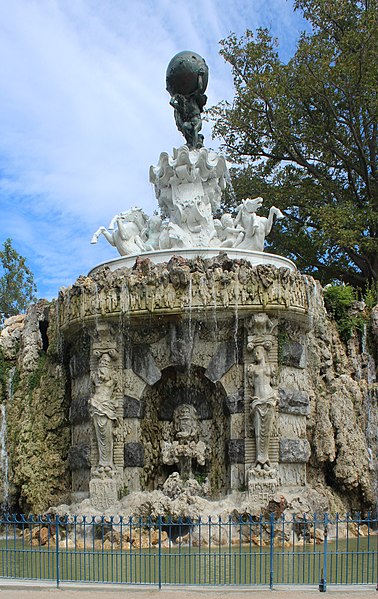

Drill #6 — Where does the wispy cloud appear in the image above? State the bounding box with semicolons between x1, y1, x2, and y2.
0;0;306;300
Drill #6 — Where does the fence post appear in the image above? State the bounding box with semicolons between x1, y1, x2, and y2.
269;513;274;590
319;512;328;592
158;515;162;589
55;514;60;588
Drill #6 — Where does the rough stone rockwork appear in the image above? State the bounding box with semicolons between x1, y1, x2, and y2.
0;301;70;512
0;256;376;517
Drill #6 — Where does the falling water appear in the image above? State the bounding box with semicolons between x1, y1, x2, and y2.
233;276;240;366
187;275;193;373
188;274;193;336
55;299;64;362
361;323;367;355
226;177;238;205
211;277;218;338
94;282;100;330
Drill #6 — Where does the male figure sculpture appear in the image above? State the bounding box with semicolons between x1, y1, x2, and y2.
161;404;206;479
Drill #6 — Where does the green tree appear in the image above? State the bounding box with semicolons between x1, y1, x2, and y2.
211;0;377;286
0;238;37;325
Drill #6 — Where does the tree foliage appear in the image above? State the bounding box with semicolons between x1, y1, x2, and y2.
0;239;37;325
210;0;377;286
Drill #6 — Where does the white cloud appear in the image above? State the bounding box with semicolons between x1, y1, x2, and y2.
0;0;306;300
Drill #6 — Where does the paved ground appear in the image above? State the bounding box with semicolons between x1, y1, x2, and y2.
0;582;377;598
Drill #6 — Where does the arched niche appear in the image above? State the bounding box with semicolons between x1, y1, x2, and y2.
140;365;229;496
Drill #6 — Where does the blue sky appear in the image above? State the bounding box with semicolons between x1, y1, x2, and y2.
0;0;307;300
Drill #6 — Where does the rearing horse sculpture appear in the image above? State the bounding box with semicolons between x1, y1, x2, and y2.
91;207;148;256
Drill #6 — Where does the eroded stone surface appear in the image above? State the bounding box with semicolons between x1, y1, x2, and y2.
123;396;144;419
124;442;144;467
278;388;310;416
279;439;311;463
227;439;245;464
68;444;91;471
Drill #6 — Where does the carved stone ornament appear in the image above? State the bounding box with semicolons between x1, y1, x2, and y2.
161;404;207;480
247;313;277;352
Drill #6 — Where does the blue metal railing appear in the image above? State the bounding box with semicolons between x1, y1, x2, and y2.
0;512;376;590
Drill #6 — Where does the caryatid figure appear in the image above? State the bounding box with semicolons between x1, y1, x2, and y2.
247;341;278;472
90;350;118;475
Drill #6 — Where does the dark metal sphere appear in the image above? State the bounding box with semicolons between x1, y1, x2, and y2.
166;51;208;97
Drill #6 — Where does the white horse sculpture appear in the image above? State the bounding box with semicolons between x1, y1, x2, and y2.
234;197;284;252
91;208;148;256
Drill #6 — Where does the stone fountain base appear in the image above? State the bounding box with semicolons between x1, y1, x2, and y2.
57;254;317;514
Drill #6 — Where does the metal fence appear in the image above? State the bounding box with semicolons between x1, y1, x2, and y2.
0;512;377;591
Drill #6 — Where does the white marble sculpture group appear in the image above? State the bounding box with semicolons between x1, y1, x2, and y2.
91;146;284;257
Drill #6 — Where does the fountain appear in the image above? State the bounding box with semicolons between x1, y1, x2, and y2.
0;52;376;519
58;51;319;513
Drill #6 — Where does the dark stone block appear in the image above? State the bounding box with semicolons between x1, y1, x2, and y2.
68;444;91;471
69;353;90;378
169;322;196;371
224;390;244;415
123;396;144;419
227;439;245;464
70;396;90;424
279;438;311;463
282;340;306;368
278;388;310;416
69;335;90;377
205;342;237;383
124;442;144;467
128;346;161;386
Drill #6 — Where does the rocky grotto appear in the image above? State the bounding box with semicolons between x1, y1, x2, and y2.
0;51;377;523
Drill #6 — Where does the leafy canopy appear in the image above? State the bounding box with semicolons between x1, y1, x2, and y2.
210;0;377;287
0;238;37;325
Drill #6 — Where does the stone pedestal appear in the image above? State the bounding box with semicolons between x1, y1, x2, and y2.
248;471;278;504
89;478;119;511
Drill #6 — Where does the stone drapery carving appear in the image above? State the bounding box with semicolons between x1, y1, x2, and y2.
161;404;207;480
90;350;119;477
